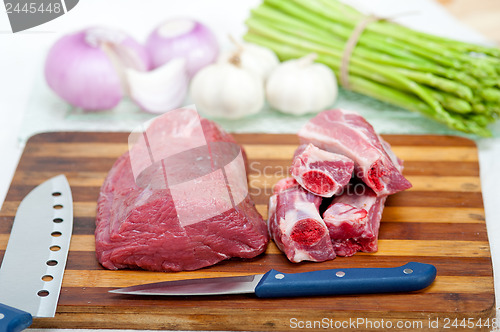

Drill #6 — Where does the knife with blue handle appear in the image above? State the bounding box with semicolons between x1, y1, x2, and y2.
0;175;73;331
0;304;32;332
109;262;436;297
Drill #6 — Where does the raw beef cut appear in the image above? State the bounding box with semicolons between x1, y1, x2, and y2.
95;108;268;272
268;178;336;263
291;143;354;197
272;177;299;194
323;181;387;257
298;109;412;196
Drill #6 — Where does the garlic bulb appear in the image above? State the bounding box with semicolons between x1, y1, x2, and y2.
266;53;338;115
190;62;264;119
217;40;279;81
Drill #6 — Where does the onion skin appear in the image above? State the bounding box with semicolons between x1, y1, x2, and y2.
44;28;150;111
146;19;219;78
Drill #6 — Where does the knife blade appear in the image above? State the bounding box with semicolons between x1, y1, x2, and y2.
0;175;73;331
110;262;436;298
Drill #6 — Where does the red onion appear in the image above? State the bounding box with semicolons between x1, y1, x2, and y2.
146;19;219;78
44;27;151;111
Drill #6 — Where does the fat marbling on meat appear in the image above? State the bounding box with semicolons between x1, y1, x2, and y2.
323;181;387;257
291;143;354;197
268;178;336;263
298;109;411;196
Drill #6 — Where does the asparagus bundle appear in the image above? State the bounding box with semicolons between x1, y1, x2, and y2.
244;0;500;136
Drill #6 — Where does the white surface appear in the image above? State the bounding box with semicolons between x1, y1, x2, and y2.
0;0;499;331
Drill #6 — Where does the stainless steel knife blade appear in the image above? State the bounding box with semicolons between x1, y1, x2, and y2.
110;274;265;296
110;262;437;298
0;175;73;318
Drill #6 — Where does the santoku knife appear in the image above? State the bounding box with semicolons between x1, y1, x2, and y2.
110;262;436;297
0;175;73;332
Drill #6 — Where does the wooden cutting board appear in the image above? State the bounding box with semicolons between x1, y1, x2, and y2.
0;132;494;331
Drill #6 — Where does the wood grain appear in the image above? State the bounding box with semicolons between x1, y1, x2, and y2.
438;0;500;45
0;132;494;331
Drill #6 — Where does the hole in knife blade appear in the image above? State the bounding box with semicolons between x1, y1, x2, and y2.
53;218;63;223
46;260;58;266
50;245;61;251
51;231;62;237
42;275;53;282
37;290;50;297
53;204;63;209
52;192;62;197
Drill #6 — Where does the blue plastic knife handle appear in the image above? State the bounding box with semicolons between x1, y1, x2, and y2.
254;262;436;298
0;303;32;332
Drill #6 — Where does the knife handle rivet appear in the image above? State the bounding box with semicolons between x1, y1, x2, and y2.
275;273;285;280
335;271;346;277
0;313;4;320
403;268;413;274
